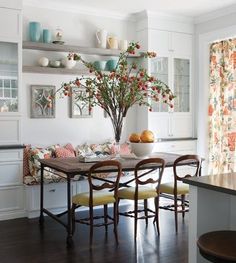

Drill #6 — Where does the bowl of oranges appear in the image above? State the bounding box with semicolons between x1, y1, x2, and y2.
129;130;155;157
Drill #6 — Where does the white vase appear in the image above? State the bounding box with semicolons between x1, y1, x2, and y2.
62;59;76;69
96;29;108;49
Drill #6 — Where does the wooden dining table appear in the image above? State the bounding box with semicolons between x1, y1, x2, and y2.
39;152;200;247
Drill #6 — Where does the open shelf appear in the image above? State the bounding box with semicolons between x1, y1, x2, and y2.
23;41;141;58
23;66;139;75
23;65;93;75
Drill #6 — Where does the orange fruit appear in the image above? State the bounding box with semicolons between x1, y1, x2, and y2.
129;133;140;143
140;130;154;143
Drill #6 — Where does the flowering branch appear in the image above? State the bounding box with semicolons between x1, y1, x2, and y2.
55;42;175;142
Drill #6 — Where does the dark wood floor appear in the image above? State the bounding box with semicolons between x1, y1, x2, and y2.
0;203;188;263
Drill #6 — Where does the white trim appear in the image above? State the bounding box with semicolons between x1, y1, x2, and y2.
23;0;135;21
194;4;236;24
0;210;26;221
146;10;194;23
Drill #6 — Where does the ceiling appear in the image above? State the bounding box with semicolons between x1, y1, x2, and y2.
27;0;236;18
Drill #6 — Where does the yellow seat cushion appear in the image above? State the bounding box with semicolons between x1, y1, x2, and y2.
118;186;158;200
159;182;189;195
72;191;116;207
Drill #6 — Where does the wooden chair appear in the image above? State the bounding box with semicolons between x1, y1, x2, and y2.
117;158;166;239
197;230;236;262
71;160;122;245
159;154;201;232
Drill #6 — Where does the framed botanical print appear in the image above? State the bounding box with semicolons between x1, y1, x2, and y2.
30;85;55;118
70;87;92;118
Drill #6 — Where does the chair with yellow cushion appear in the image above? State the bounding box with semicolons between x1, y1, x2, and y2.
159;154;201;232
117;158;165;239
71;160;122;245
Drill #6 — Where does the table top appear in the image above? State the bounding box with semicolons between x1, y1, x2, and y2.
39;152;183;175
183;172;236;196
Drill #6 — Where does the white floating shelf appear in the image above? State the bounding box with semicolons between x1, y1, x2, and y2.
23;41;141;58
23;66;92;75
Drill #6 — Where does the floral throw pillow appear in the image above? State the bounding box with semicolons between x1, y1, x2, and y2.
28;147;52;178
90;141;114;155
24;144;80;185
77;143;94;156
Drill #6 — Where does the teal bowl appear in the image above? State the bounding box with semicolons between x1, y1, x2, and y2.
94;61;107;71
106;59;118;71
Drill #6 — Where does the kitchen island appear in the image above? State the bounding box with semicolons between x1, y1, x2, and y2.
183;172;236;263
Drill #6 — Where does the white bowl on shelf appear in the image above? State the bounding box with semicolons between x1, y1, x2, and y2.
50;60;61;68
62;59;76;69
130;142;155;158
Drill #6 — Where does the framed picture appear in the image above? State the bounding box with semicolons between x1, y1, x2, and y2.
70;87;92;118
30;85;55;118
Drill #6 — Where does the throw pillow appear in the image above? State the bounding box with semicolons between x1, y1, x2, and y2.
64;143;76;155
55;147;76;158
23;145;31;177
90;141;114;155
28;147;52;178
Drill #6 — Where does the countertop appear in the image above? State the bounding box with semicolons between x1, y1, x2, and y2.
183;172;236;196
158;137;197;142
0;144;26;150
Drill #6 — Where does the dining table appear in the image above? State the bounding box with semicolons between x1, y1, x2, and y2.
39;152;201;247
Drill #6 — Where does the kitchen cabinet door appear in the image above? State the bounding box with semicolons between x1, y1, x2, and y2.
171;32;192;55
0;8;20;40
0;42;19;113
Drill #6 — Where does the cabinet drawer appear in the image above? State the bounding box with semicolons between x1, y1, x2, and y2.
26;182;76;211
0;162;22;186
0;186;24;212
0;8;20;39
155;140;197;153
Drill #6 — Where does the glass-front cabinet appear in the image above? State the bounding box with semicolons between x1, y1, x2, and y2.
149;55;192;138
150;56;191;113
173;58;190;112
150;57;169;112
0;42;18;113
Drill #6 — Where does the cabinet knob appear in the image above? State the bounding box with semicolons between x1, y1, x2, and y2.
49;189;56;192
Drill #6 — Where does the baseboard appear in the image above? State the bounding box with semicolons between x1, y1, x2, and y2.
0;210;26;221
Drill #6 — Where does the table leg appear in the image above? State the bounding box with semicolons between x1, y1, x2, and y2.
39;164;44;226
199;159;203;177
66;175;73;248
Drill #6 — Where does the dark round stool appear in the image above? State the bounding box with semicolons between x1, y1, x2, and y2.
197;231;236;263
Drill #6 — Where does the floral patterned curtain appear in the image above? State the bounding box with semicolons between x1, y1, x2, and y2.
208;39;236;174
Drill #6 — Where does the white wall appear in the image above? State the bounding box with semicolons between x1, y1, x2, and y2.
195;11;236;173
22;5;137;146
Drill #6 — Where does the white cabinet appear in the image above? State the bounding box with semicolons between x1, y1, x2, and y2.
0;4;22;145
149;113;193;139
149;30;192;55
0;148;25;220
148;29;193;139
0;8;21;41
154;139;197;154
25;182;77;218
0;1;23;221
